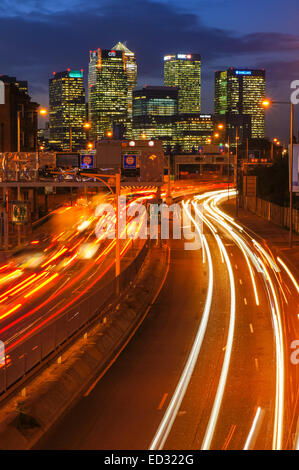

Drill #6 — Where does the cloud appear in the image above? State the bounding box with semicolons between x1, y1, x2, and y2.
0;0;298;138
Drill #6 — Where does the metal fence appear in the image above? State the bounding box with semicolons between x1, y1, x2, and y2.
243;196;299;234
0;241;149;395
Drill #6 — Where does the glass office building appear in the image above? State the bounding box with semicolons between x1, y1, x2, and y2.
49;70;86;151
112;42;137;138
88;49;128;140
215;68;266;138
175;114;214;152
132;86;178;149
164;54;201;114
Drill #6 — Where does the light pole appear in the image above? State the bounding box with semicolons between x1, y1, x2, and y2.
262;99;294;247
17;110;21;153
235;127;239;216
83;122;92;149
227;136;230;199
36;107;48;176
70;170;121;293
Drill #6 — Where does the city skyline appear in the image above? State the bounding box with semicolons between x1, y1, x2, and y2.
0;0;298;141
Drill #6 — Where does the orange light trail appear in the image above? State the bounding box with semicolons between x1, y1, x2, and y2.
0;303;22;321
24;273;59;299
41;247;68;267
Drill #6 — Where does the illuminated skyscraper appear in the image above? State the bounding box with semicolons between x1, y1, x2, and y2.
49;70;86;151
175;114;214;152
113;42;137;137
164;54;201;114
88;49;128;140
132;86;178;149
215;68;266;138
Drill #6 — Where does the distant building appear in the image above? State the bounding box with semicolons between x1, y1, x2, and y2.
164;53;201;114
49;70;86;151
214;113;252;148
132;86;178;149
88;49;128;140
214;68;266;138
112;42;137;138
38;121;50;150
0;75;39;152
175;114;214;152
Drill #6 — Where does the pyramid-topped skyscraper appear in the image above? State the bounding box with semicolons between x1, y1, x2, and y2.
113;42;137;137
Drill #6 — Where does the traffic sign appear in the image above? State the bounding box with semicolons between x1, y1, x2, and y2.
123;154;137;169
80;154;94;169
11;201;28;224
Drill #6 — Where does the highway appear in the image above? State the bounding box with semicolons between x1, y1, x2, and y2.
0;190;153;378
35;187;299;450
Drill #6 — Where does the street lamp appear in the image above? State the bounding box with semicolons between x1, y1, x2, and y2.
83;122;92;148
36;107;48;176
262;99;294;247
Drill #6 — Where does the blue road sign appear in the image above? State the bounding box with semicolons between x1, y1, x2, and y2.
123;154;137;169
80;154;94;169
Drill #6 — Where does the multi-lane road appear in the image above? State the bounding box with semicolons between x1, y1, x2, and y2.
35;187;298;450
0;191;152;387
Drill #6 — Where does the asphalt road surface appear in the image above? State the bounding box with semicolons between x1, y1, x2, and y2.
36;189;298;450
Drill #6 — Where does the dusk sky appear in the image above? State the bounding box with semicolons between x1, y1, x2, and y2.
1;0;298;141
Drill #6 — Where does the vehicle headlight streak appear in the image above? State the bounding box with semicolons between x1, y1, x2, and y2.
256;255;285;450
149;201;214;450
206;190;285;450
200;217;236;450
151;189;286;450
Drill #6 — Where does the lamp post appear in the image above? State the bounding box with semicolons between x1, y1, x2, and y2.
262;99;294;247
17;109;21;153
235;127;239;216
227;136;230;199
36;107;48;176
83;122;92;149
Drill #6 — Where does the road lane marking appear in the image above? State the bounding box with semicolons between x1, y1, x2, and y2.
204;189;284;450
201;228;236;450
249;323;254;333
239;279;243;285
244;297;247;305
254;358;259;371
158;393;168;411
150;208;214;450
257;257;285;450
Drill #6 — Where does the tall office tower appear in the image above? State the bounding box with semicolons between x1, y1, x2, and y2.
164;54;201;114
214;68;266;138
88;49;128;140
175;114;214;152
49;70;86;151
132;86;178;149
112;42;137;137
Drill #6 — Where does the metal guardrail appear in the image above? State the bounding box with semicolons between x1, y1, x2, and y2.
0;241;149;395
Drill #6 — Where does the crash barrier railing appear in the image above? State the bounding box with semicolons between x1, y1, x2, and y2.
242;196;299;234
0;240;149;395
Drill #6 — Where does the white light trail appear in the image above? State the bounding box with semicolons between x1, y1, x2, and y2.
149;202;214;450
243;406;264;450
201;233;236;450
